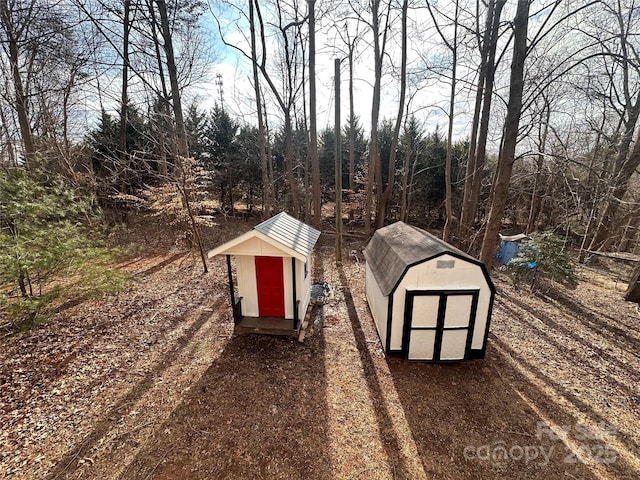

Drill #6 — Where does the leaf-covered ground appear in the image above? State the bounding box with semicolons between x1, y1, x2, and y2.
1;215;639;479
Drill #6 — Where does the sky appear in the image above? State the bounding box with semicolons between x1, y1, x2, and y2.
195;0;475;139
188;0;596;157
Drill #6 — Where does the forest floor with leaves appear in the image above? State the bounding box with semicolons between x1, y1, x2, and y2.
1;213;639;479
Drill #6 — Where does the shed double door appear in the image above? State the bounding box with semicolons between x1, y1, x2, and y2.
403;290;479;361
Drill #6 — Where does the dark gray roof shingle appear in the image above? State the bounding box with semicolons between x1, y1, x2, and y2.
364;221;475;296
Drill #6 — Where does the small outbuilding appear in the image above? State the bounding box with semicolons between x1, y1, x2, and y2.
364;222;495;361
208;212;320;336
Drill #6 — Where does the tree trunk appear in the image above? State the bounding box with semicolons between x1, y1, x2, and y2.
364;0;385;231
348;46;356;221
157;0;207;273
157;0;188;159
284;112;299;216
249;0;271;219
348;40;356;194
526;155;544;234
18;272;28;298
250;0;299;217
296;51;308;221
406;148;419;222
119;1;130;156
263;95;276;208
588;2;640;252
0;0;36;169
459;0;495;238
375;0;407;230
442;0;459;242
148;0;169;177
119;0;131;191
589;126;640;252
479;0;530;267
578;119;606;262
526;101;550;233
335;58;342;263
460;0;506;242
625;264;640;303
309;0;321;229
0;106;17;166
620;213;640;252
399;133;413;223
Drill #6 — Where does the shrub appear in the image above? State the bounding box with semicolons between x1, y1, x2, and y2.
0;169;126;329
506;231;577;290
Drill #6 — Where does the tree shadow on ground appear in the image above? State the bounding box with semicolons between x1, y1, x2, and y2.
133;252;187;278
121;329;331;479
539;287;640;347
336;263;418;479
490;335;640;479
499;300;640;402
387;351;600;480
46;298;223;480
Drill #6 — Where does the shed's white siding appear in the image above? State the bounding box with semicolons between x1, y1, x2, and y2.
285;256;312;321
220;235;286;257
298;255;312;320
366;262;389;346
282;257;293;319
237;255;259;317
389;254;491;351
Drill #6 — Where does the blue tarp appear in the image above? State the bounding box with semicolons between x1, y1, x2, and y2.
496;240;521;264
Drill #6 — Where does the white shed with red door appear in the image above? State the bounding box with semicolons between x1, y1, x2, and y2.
208;212;320;336
364;221;495;361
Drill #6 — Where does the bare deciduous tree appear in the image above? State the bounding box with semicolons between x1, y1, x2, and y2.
363;0;391;231
248;0;274;219
459;0;506;243
308;0;321;228
425;0;460;241
479;0;530;267
375;0;408;229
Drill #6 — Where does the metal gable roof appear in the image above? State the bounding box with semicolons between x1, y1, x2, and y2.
253;212;321;258
364;221;485;297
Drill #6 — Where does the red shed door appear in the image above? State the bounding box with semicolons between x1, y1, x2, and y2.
255;256;285;317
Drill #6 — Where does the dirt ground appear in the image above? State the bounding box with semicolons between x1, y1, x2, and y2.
1;215;639;479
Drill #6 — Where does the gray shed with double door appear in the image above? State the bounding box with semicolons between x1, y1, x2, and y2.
363;222;495;361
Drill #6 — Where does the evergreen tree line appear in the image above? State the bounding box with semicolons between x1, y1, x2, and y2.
86;102;471;226
84;95;640;258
